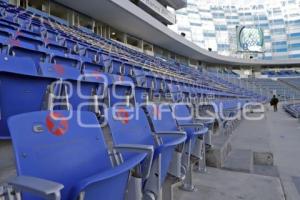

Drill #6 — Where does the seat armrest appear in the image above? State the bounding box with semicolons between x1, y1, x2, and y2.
71;152;150;199
113;144;154;179
195;118;215;124
154;131;186;137
178;123;204;128
7;176;64;200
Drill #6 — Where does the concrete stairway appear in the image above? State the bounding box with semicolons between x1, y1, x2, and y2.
223;149;253;173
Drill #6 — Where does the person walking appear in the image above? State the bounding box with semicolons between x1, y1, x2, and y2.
270;95;279;112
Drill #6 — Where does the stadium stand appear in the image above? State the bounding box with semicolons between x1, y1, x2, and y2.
279;78;300;90
283;103;300;118
262;70;300;77
1;1;296;199
243;78;300;100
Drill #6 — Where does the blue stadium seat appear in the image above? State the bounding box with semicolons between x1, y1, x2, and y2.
51;54;80;68
107;75;135;106
107;106;186;198
39;62;101;112
144;103;186;178
7;110;148;200
84;47;99;62
171;103;208;190
46;43;68;54
9;37;47;65
0;55;56;139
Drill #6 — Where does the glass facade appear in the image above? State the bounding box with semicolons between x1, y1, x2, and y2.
169;0;300;60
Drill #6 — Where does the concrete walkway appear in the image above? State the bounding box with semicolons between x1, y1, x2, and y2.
266;106;300;200
231;105;300;200
174;167;285;200
174;104;300;200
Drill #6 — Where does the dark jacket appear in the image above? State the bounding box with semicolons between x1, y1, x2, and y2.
270;97;279;106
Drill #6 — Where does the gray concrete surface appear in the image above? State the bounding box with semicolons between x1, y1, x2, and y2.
266;105;300;200
223;149;253;173
0;141;15;184
230;113;272;153
174;167;285;200
225;104;300;200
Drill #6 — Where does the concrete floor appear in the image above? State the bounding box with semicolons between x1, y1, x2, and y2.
174;104;300;200
266;105;300;200
174;167;285;200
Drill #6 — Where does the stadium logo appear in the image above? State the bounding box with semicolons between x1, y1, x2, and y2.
237;26;264;52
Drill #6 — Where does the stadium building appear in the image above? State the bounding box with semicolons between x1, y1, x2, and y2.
170;0;300;60
0;0;299;200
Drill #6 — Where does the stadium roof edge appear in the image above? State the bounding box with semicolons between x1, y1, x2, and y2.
56;0;300;67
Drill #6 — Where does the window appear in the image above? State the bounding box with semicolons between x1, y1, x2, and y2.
110;29;125;43
28;0;49;11
143;42;153;52
127;35;142;49
50;2;72;23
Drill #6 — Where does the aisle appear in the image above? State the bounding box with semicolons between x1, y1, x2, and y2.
266;106;300;200
231;105;300;200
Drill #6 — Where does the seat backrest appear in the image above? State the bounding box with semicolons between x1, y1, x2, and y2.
171;104;193;124
8;111;111;199
46;43;68;54
10;45;46;65
111;59;123;75
52;55;79;68
0;56;56;139
39;62;81;80
145;104;178;132
107;106;154;157
0;54;37;74
108;76;135;107
16;35;43;50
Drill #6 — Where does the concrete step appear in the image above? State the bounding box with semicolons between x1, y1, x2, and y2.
222;149;253;173
206;134;232;168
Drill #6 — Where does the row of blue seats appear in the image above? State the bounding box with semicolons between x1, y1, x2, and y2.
283;103;300;118
0;1;263;100
0;1;253;199
0;54;244;139
262;70;300;77
5;102;212;199
0;20;233;99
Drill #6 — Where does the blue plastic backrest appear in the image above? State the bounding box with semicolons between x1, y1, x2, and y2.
64;38;77;50
172;104;193;124
107;106;154;158
10;45;46;66
18;29;42;40
100;53;111;68
8;111;111;199
145;104;178;133
134;87;149;104
46;43;68;54
85;48;98;60
52;55;79;68
39;62;81;80
68;79;105;111
0;54;37;75
144;104;183;146
45;30;58;42
82;62;105;75
0;29;11;43
145;75;154;89
123;63;133;76
0;56;56;139
108;76;134;106
15;35;43;50
111;59;123;75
